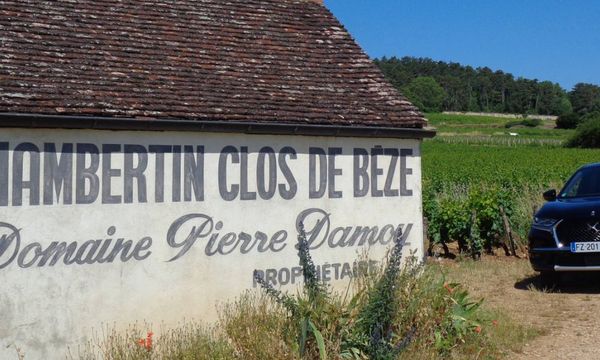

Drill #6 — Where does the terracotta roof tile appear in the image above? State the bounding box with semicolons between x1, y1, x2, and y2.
0;0;426;128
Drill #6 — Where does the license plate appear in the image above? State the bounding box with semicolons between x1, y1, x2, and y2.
571;242;600;253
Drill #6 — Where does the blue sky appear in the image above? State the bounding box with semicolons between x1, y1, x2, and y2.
324;0;600;91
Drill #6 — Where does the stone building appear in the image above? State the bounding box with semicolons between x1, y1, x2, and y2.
0;0;433;357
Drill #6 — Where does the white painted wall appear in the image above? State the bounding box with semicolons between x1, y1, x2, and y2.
0;128;423;358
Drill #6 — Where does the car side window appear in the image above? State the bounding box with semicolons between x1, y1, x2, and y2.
562;172;583;198
560;167;600;198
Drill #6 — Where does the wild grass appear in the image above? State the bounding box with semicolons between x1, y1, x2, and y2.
73;270;534;360
73;323;235;360
426;258;542;358
73;237;537;360
219;293;298;360
433;126;573;139
425;112;574;140
426;113;508;126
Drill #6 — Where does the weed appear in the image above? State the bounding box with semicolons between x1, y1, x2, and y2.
73;323;235;360
72;227;536;360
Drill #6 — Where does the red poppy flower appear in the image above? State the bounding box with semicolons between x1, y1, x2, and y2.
443;283;454;294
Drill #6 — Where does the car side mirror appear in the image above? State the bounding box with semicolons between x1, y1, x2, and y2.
543;189;557;202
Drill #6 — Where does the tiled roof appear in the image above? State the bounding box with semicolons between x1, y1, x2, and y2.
0;0;426;129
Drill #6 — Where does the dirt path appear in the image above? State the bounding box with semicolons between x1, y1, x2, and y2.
511;273;600;360
438;257;600;359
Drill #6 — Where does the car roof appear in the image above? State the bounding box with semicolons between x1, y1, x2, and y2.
579;162;600;170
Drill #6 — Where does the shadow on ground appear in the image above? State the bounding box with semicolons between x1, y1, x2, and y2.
515;272;600;294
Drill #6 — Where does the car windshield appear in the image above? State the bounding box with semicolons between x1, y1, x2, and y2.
560;166;600;198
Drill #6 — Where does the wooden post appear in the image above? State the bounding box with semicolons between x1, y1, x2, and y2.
500;206;517;257
470;210;482;259
424;217;431;257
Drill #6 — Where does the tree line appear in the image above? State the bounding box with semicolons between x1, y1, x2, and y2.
375;56;599;117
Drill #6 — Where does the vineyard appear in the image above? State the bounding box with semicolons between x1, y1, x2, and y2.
422;113;600;257
426;113;574;139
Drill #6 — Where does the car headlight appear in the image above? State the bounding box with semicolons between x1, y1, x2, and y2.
533;217;559;228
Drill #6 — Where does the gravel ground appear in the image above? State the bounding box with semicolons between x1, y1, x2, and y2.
436;255;600;359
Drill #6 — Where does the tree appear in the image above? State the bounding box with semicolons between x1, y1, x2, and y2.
556;113;580;129
569;83;600;115
507;78;536;114
375;56;582;116
566;113;600;148
555;97;574;115
537;81;572;115
401;76;447;113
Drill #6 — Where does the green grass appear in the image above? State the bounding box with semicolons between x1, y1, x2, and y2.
434;126;573;139
426;113;508;126
425;113;574;141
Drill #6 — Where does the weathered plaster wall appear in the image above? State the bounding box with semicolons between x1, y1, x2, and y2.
0;128;423;358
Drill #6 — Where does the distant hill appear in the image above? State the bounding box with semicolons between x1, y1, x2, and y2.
375;57;599;116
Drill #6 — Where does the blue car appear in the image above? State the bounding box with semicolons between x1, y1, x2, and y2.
529;162;600;282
